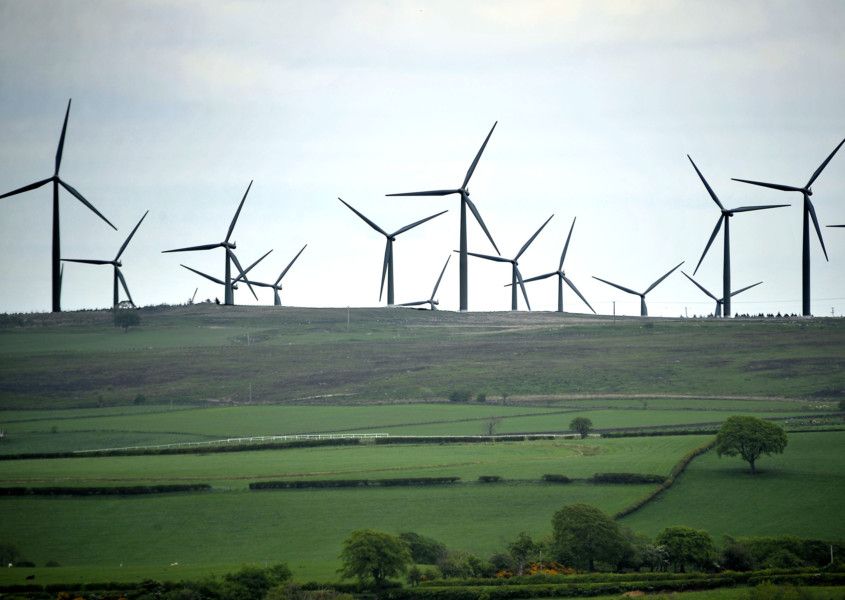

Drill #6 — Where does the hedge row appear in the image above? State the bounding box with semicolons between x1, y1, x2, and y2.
0;484;212;496
383;572;845;600
374;435;556;445
613;437;717;519
0;437;361;461
591;472;667;484
541;474;572;484
250;477;460;490
478;476;502;483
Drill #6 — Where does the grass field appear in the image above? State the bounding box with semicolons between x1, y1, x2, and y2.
622;431;845;540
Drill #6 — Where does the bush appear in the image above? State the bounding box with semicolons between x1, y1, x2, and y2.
399;532;448;565
591;473;667;484
133;394;147;405
541;474;571;484
449;390;473;403
113;309;140;332
476;393;487;403
478;476;502;483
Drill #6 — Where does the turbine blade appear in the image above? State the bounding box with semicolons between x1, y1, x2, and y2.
162;243;222;253
806;137;845;188
276;244;307;285
392;209;448;237
515;214;554;260
430;254;451;299
58;179;117;230
730;281;763;297
55;99;71;176
644;261;684;294
397;300;428;307
517;271;557;284
386;189;459;197
687;155;725;210
230;249;266;300
827;224;845;228
729;204;790;213
693;216;723;275
379;241;389;302
181;264;225;286
225;180;252;242
682;271;717;301
338;197;388;236
466;250;510;263
0;177;52;200
515;267;531;311
560;217;576;270
731;178;802;193
592;276;640;297
115;210;149;261
116;268;134;306
61;258;111;265
465;196;500;254
562;275;596;314
807;199;829;261
462;121;497;189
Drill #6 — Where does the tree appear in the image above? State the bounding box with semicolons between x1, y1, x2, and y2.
398;532;447;564
551;504;630;571
569;417;593;439
716;416;787;474
656;526;714;572
113;309;140;332
507;532;540;575
339;529;411;586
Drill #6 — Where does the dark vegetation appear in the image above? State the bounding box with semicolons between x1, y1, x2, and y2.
716;415;789;474
0;484;211;496
250;477;461;490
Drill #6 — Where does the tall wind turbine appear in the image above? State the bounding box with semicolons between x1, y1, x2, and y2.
163;181;255;305
688;155;788;317
338;198;446;305
732;138;845;315
682;271;762;318
386;122;501;311
0;99;116;312
516;217;595;314
62;210;149;309
593;262;684;317
398;255;451;310
181;249;271;304
246;244;307;306
466;215;553;311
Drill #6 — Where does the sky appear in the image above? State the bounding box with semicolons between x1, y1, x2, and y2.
0;0;844;316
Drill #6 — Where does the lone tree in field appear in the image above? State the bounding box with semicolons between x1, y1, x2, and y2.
716;416;787;475
339;529;412;587
569;417;593;439
552;503;629;571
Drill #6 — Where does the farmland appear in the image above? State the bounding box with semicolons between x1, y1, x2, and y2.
0;306;842;590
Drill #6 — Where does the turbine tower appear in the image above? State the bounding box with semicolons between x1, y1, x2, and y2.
247;244;307;306
163;181;255;305
387;122;501;311
593;262;684;317
516;217;595;314
398;255;451;310
732;138;844;316
687;155;788;317
62;210;149;309
338;198;446;305
466;215;553;311
181;249;271;304
682;271;762;317
0;99;116;312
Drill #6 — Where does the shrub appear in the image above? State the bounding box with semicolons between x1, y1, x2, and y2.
656;527;715;573
541;474;571;484
449;390;473;403
0;484;212;496
113;309;140;332
478;476;501;483
476;393;487;403
399;532;448;565
133;394;147;405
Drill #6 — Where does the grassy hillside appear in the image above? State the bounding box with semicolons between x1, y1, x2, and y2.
0;305;843;409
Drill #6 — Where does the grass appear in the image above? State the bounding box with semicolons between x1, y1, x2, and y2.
621;431;845;540
1;305;844;409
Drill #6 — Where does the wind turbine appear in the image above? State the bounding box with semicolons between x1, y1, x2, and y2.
687;155;788;317
732;138;845;316
682;271;762;318
62;210;149;309
338;198;446;305
246;244;307;306
386;122;501;311
181;249;271;304
466;215;553;311
163;181;255;305
398;255;451;310
515;217;595;314
0;99;116;312
593;262;684;317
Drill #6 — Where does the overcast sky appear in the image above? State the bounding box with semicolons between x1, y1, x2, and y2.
1;0;843;316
